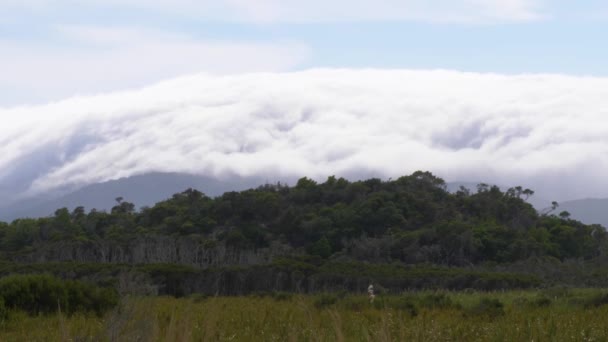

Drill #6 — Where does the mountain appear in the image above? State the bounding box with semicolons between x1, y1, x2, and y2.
3;175;607;228
445;181;608;227
557;199;608;227
0;172;273;222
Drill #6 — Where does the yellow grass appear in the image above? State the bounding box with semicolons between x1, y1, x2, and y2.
2;290;608;341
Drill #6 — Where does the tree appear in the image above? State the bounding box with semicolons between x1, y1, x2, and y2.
311;236;332;259
522;189;535;201
476;183;489;193
541;201;559;216
2;219;39;251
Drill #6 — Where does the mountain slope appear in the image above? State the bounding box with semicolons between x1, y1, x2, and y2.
3;175;607;228
0;172;270;221
558;199;608;227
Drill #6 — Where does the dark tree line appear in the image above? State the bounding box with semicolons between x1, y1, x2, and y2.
0;171;605;267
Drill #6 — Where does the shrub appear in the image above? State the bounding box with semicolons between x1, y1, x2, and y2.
513;295;552;308
371;296;418;316
511;297;530;308
342;297;364;311
250;291;270;298
0;297;7;321
271;291;293;301
584;293;608;308
392;298;418;317
541;286;572;299
189;293;209;303
0;274;118;316
314;293;338;308
420;293;456;309
533;296;552;307
467;298;505;319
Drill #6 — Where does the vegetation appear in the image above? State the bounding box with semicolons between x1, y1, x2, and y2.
2;290;608;341
2;172;604;264
0;171;605;293
0;274;117;320
0;171;607;338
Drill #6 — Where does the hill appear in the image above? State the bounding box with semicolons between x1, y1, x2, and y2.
0;172;267;222
558;198;608;228
1;171;607;295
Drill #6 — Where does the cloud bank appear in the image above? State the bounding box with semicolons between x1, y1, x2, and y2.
1;68;608;203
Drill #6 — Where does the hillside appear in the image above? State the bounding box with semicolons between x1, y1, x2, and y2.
0;171;606;295
5;174;599;226
0;172;267;222
557;198;608;228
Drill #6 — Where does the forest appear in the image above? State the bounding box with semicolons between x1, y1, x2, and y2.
0;171;605;297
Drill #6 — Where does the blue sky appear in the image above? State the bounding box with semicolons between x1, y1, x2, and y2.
1;0;608;105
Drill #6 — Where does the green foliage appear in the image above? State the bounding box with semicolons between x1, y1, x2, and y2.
1;219;39;251
271;291;293;301
0;170;606;293
315;262;540;291
0;274;118;316
419;292;456;309
583;293;608;308
310;236;332;259
533;296;552;307
513;295;552;308
541;286;572;299
377;296;418;316
467;298;505;319
271;256;319;275
188;293;209;303
0;297;7;321
8;292;608;341
314;293;338;308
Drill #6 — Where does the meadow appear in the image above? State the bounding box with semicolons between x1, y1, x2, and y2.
2;289;608;341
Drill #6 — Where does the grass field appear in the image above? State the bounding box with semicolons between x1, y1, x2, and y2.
2;289;608;341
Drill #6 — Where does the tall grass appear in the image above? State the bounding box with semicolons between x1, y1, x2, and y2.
2;289;608;341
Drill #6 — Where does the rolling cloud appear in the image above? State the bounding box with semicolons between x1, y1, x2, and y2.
1;68;608;204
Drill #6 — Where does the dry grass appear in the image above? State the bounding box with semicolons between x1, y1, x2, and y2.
2;290;608;341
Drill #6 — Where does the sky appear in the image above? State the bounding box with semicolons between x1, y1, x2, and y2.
1;0;608;205
2;0;608;105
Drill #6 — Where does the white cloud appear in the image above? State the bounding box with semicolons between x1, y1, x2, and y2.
215;0;546;23
0;0;546;23
0;26;309;105
1;68;608;202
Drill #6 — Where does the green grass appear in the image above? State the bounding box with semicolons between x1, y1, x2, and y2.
3;289;608;341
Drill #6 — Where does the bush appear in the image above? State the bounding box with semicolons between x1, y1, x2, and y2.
0;297;7;321
188;293;209;303
420;293;456;310
371;296;418;316
512;295;552;308
533;296;552;307
541;286;572;299
0;274;118;316
467;298;505;319
314;293;338;309
584;293;608;308
342;297;364;311
250;291;270;298
392;297;418;317
271;291;293;301
511;296;530;308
